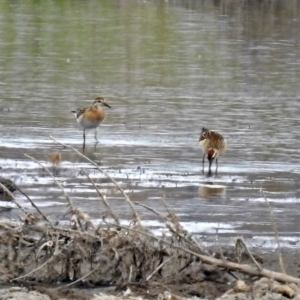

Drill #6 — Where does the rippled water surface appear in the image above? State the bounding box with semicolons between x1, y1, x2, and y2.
1;0;300;248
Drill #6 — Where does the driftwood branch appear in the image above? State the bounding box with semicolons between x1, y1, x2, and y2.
106;222;300;285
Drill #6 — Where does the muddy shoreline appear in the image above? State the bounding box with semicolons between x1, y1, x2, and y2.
1;239;300;300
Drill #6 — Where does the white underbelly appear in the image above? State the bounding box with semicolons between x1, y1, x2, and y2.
78;117;103;129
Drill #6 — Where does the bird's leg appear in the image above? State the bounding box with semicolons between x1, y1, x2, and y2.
215;158;219;175
202;154;205;174
82;129;86;154
82;129;86;153
53;166;59;177
94;127;99;143
83;129;86;144
208;159;213;177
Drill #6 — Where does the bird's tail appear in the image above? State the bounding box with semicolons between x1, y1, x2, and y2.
207;149;216;161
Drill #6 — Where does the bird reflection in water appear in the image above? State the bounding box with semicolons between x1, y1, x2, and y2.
198;183;226;199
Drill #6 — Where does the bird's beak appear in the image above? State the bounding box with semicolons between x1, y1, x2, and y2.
103;102;111;108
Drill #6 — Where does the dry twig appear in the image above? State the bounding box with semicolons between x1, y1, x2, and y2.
0;182;26;214
49;136;141;224
25;154;75;211
261;188;286;274
82;169;120;225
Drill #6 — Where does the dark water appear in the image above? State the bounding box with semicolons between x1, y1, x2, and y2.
1;0;300;248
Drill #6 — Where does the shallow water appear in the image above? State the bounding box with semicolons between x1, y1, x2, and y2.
0;0;300;248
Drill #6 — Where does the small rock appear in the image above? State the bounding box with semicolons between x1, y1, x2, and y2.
288;283;300;294
234;280;250;293
272;282;295;298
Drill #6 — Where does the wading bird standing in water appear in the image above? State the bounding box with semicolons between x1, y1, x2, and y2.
72;97;111;146
45;150;62;166
199;127;227;176
45;146;66;175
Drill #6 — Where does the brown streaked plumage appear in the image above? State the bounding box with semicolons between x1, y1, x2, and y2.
45;146;66;166
45;151;62;166
199;127;227;176
72;97;111;144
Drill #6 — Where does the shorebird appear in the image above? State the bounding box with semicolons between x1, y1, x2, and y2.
45;146;66;166
45;151;62;166
72;97;111;145
45;146;66;175
199;127;227;176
